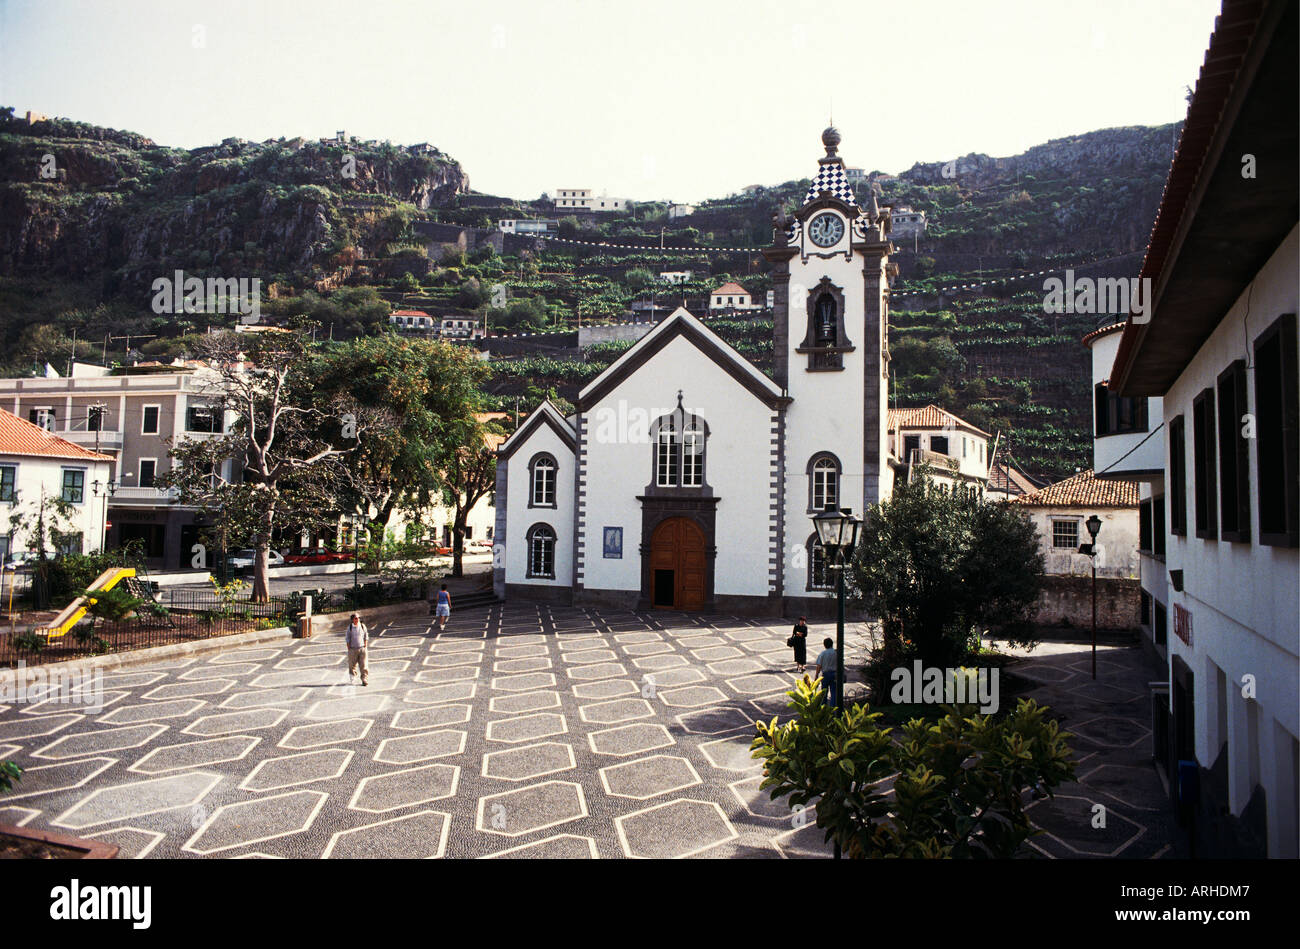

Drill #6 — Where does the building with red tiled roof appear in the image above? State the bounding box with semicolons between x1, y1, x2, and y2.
888;404;992;496
708;282;760;313
0;408;114;559
1013;468;1139;584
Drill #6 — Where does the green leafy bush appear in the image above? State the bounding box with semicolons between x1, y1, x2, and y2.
751;679;1075;857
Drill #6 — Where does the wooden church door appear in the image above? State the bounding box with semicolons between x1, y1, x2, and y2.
649;517;706;610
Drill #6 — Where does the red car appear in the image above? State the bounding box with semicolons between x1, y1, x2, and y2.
284;547;353;565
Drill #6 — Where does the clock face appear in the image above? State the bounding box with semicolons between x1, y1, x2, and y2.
808;212;844;247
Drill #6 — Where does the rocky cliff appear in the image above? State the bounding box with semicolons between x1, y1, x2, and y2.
0;112;470;292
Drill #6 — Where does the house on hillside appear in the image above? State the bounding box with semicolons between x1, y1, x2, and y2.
888;404;990;496
390;310;435;332
554;189;626;212
708;282;761;313
1099;0;1298;858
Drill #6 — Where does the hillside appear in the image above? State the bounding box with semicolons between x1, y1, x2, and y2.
0;110;1178;480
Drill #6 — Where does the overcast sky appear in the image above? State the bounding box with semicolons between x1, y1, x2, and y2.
1;0;1222;203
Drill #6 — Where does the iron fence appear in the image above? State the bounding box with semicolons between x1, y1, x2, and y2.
159;589;293;619
0;612;265;669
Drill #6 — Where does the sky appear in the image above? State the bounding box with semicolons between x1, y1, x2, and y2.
1;0;1223;203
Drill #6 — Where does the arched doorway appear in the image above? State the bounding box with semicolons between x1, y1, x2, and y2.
649;517;706;610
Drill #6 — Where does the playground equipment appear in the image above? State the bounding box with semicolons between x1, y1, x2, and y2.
36;567;136;639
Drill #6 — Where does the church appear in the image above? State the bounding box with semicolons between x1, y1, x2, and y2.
494;128;897;617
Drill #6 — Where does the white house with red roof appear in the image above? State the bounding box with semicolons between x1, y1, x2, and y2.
887;404;992;495
708;282;760;313
0;408;113;560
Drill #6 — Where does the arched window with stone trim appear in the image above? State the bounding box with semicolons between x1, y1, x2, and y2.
807;534;833;591
529;453;557;508
649;398;709;490
797;277;854;371
526;523;556;579
808;452;841;512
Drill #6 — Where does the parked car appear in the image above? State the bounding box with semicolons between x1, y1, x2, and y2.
227;549;286;573
2;550;37;570
284;547;353;565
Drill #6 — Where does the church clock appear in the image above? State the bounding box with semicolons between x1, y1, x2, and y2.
807;212;844;247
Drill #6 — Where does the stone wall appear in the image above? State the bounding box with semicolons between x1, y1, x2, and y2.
1031;574;1140;630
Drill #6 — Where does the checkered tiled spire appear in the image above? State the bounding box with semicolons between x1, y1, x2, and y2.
803;126;858;208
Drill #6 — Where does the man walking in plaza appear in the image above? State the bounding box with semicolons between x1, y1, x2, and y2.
815;637;838;706
346;613;369;686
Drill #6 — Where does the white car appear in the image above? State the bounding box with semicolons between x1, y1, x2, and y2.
227;549;286;572
2;551;37;570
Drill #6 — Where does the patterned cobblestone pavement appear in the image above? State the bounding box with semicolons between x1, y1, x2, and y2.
0;604;1173;858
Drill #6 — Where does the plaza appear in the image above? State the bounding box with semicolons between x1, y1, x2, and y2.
0;602;1173;858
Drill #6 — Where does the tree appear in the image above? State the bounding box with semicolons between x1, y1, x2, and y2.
441;416;506;577
161;330;358;601
313;335;489;560
751;679;1075;858
848;468;1043;667
7;486;83;608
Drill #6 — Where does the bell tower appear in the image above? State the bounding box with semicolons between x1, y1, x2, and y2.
765;127;893;612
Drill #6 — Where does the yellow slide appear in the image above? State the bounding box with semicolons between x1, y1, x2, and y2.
38;567;136;639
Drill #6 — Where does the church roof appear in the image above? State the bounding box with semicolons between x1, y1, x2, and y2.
497;400;576;459
576;306;786;411
887;404;990;439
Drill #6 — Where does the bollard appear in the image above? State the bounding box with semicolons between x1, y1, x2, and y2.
297;594;314;639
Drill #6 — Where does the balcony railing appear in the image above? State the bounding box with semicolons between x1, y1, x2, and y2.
108;486;181;504
61;429;124;451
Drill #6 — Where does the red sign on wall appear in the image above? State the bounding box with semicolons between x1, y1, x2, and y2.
1174;604;1193;646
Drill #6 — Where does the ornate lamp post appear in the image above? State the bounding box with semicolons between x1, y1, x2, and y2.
1077;514;1103;679
812;502;862;862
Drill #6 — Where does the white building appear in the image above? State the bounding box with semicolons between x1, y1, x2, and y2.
659;271;692;285
667;203;695;220
0;408;113;559
439;317;483;339
888;205;927;239
887;404;990;496
1102;0;1297;859
495;128;894;617
389;310;435;331
497;219;557;235
1013;469;1139;579
554;189;626;212
708;282;761;313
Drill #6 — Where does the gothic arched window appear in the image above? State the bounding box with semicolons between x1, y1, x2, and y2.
807;534;833;591
809;453;841;512
529;453;557;508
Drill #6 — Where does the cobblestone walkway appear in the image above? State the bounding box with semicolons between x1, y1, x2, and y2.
0;605;1173;858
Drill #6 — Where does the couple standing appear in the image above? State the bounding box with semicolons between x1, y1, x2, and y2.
789;616;841;706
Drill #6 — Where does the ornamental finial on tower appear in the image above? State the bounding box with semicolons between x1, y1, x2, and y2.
821;125;841;159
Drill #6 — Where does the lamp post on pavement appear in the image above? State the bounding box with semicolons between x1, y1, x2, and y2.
1077;514;1103;679
812;502;863;862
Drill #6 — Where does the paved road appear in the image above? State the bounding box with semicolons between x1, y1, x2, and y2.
0;604;1172;858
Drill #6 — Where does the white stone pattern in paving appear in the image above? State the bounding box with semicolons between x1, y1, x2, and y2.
0;603;1171;858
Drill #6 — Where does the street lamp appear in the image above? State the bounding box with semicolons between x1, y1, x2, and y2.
1077;514;1103;680
812;501;862;862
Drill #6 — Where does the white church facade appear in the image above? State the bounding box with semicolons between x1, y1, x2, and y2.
494;128;897;617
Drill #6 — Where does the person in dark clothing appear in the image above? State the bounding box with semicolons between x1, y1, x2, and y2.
790;616;809;673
